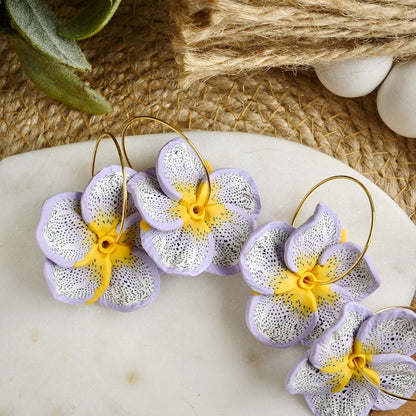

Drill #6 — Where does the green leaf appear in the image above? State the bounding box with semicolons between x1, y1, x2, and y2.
11;36;111;115
59;0;122;40
4;0;91;71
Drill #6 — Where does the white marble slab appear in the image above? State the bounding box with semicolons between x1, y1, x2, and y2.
0;132;415;416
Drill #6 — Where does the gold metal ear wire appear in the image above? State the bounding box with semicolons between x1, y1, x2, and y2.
292;175;375;286
91;132;128;243
120;116;212;207
354;358;416;402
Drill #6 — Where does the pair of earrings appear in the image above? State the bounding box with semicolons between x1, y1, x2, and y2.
36;116;415;415
36;116;261;311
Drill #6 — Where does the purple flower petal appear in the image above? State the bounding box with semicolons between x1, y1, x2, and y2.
240;221;294;295
286;354;337;395
370;353;416;411
37;192;96;267
305;375;377;416
209;168;261;217
99;248;161;312
141;222;214;276
128;169;183;231
156;137;205;201
81;165;137;228
285;203;341;274
205;205;255;276
309;302;372;369
356;308;416;356
246;292;318;348
318;242;381;300
302;290;347;347
44;258;99;304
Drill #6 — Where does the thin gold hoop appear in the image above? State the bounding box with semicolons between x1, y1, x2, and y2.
356;305;416;401
120;116;212;206
292;175;375;286
91;132;128;243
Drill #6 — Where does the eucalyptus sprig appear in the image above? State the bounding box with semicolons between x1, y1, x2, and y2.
1;0;122;114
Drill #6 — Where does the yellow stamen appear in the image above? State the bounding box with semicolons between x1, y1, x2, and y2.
85;256;112;305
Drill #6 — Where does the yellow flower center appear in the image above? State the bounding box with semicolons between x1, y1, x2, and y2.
74;221;133;304
321;339;380;393
297;271;317;290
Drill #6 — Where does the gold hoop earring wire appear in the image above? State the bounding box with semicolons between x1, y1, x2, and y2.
120;116;212;207
291;175;375;286
355;305;416;402
91;132;128;243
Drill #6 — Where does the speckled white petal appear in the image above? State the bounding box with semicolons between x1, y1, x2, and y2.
141;223;214;276
285;203;341;273
128;169;183;231
247;293;318;348
356;308;416;356
305;375;377;416
44;259;99;304
99;248;161;312
309;303;372;369
286;354;335;396
37;192;96;268
302;291;346;347
81;165;137;228
205;206;255;276
370;354;416;411
209;168;261;217
319;242;381;300
156;137;206;201
240;221;294;294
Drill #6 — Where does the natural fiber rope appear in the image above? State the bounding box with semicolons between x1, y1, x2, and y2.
171;0;416;85
0;0;415;227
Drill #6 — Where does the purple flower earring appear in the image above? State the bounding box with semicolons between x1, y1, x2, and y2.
240;176;381;347
287;302;416;416
36;132;161;311
124;116;261;276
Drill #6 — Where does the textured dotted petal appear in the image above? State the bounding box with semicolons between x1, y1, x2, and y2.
37;192;96;267
44;258;99;304
99;248;161;312
128;169;183;231
247;292;318;347
370;354;416;411
81;165;137;228
287;354;337;396
205;205;255;276
141;223;214;275
285;203;341;273
240;221;294;294
309;302;372;369
209;168;261;217
319;242;381;300
356;308;416;356
156;137;205;201
305;375;377;416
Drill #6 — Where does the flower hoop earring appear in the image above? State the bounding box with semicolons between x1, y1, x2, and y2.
240;175;381;347
124;116;261;276
287;303;416;416
36;132;161;311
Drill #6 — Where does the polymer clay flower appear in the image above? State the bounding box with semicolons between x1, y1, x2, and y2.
240;203;380;347
36;165;161;311
287;302;416;416
128;137;261;276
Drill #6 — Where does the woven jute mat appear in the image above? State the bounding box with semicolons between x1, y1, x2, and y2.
0;1;415;413
1;1;415;224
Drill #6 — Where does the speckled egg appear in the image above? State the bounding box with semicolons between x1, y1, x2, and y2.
377;59;416;138
314;56;393;98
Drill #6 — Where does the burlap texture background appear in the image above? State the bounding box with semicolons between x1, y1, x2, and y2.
0;1;415;413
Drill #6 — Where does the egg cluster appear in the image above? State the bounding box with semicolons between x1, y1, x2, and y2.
314;57;416;138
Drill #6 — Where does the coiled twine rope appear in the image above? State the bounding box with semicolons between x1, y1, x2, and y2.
170;0;416;85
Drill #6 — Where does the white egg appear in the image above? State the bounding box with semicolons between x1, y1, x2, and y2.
314;56;393;98
377;59;416;138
